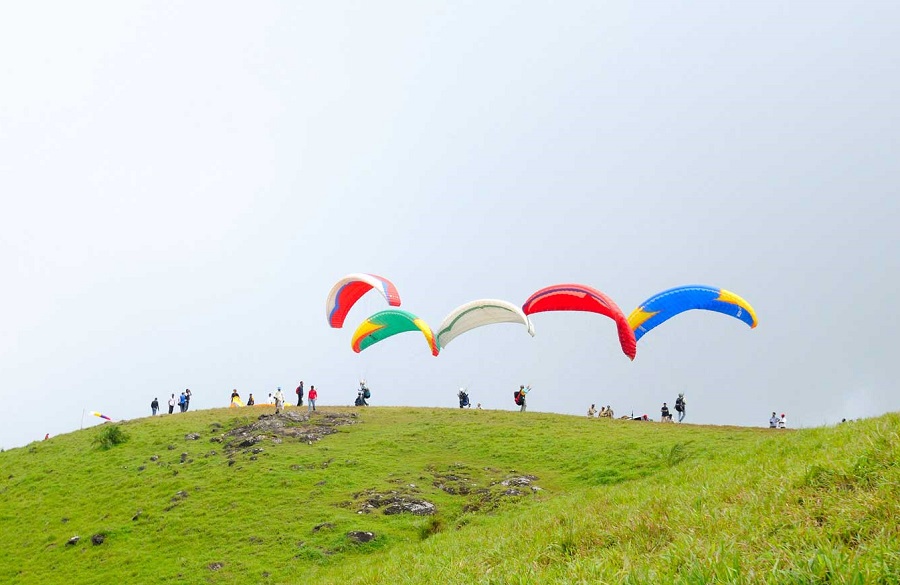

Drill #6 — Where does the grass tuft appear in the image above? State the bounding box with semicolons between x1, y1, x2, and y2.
92;424;129;450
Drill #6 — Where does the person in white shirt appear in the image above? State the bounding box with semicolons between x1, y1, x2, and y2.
273;387;286;414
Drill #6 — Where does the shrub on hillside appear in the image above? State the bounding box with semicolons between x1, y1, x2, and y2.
94;425;129;450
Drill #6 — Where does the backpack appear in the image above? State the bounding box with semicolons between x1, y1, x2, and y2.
514;391;523;405
675;397;684;412
363;388;370;399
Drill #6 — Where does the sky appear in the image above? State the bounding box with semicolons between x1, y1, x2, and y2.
2;2;899;449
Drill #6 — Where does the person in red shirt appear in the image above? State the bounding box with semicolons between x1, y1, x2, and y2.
308;386;318;412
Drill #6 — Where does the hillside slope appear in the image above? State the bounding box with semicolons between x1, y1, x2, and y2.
1;407;898;584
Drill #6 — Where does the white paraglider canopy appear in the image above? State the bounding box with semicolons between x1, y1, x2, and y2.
436;299;535;350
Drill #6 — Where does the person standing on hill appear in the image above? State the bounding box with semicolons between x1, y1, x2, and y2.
296;381;304;407
308;386;318;412
769;412;779;428
151;397;159;416
675;393;686;423
184;389;192;411
178;392;187;413
247;393;255;406
168;394;176;414
358;380;370;406
587;404;597;417
779;413;787;429
661;402;671;422
515;385;530;412
273;387;286;414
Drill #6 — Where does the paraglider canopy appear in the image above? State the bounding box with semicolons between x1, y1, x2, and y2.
627;285;758;341
436;299;535;350
325;273;401;328
522;284;636;360
351;309;440;356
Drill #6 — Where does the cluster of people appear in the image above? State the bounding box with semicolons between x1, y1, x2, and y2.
151;390;192;415
769;412;787;428
288;381;317;411
659;393;686;423
143;386;795;430
227;383;318;414
587;404;615;418
145;381;327;418
586;393;686;424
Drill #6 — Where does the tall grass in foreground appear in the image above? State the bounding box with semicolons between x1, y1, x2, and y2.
1;407;898;584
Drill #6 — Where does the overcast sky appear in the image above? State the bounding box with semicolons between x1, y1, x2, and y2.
2;2;898;449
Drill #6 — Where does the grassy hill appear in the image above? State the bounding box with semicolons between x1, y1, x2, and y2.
1;406;898;584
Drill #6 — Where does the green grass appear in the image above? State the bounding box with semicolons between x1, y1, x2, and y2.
1;406;898;584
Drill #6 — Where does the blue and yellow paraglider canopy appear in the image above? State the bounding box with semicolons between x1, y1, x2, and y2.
628;285;757;341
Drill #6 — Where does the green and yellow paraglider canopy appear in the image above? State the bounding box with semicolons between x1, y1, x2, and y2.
351;309;439;356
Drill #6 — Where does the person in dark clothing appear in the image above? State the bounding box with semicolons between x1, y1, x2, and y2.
184;389;192;411
151;398;159;416
661;402;671;422
675;393;686;422
356;380;370;406
296;381;304;407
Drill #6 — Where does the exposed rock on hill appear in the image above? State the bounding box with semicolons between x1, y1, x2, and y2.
220;412;358;452
353;489;437;516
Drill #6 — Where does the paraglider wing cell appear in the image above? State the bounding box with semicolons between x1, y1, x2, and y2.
627;285;758;341
436;299;535;350
351;309;439;356
325;273;401;328
521;284;636;360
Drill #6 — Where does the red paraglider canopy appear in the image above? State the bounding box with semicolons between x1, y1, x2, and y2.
522;283;637;360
